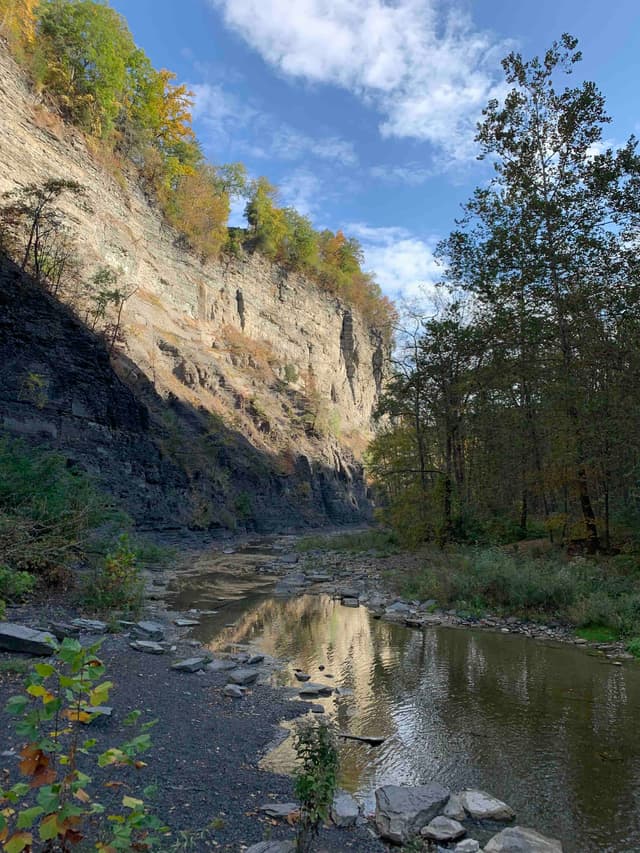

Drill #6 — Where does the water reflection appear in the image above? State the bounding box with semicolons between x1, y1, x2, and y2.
185;590;640;852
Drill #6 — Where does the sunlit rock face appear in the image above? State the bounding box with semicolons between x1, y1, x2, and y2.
0;45;388;530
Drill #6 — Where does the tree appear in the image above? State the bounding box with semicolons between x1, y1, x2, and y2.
245;177;287;259
35;0;138;137
168;164;230;262
282;208;318;268
0;0;38;52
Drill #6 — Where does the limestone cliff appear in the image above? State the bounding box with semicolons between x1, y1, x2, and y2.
0;44;387;531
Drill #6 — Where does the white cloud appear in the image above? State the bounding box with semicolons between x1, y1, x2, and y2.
347;222;442;300
370;163;435;186
278;169;324;217
191;82;357;166
209;0;510;164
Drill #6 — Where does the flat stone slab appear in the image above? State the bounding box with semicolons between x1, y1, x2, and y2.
246;842;295;853
339;732;385;746
455;841;481;853
227;667;259;685
80;705;112;723
294;671;311;681
247;654;265;665
49;622;81;640
173;618;200;627
259;803;299;819
298;682;333;697
207;659;237;672
461;790;515;821
171;657;208;673
0;623;56;656
421;816;466;842
341;597;359;608
132;621;165;641
375;783;450;843
129;640;166;655
331;790;359;827
484;826;563;852
71;618;107;633
223;684;247;698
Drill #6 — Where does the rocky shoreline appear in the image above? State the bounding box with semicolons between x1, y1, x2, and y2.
1;531;632;851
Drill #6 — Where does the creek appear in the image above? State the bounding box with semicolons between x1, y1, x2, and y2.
166;543;640;853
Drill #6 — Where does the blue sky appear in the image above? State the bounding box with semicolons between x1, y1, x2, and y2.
110;0;640;301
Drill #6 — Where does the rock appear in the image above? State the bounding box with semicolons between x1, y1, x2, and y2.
227;667;259;685
455;841;481;853
308;573;332;582
460;790;515;821
418;599;438;611
223;684;247;698
294;672;311;682
245;842;295;853
386;601;411;614
258;803;299;819
339;732;385;746
0;623;56;656
337;588;359;599
129;640;166;655
335;687;353;696
374;783;450;843
71;618;107;634
444;794;466;821
310;704;325;713
48;622;81;640
298;682;333;696
331;790;359;827
247;654;265;665
171;657;208;673
484;826;563;852
280;553;299;564
341;597;359;608
81;705;112;722
421;816;466;842
207;659;237;672
132;621;165;641
173;618;200;627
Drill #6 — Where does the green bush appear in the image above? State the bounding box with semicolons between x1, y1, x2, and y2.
293;720;339;853
626;637;640;659
79;533;143;614
0;564;37;601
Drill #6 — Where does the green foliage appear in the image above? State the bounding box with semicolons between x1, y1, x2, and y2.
297;529;399;556
79;533;143;614
0;638;163;852
293;720;339;853
245;178;287;260
576;626;619;643
0;658;31;676
0;565;36;602
0;435;118;580
626;637;640;659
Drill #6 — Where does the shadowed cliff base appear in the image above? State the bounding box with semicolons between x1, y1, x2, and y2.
0;253;374;533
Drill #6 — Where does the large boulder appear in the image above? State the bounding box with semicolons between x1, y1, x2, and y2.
374;783;450;843
460;789;515;821
484;826;563;852
0;623;56;656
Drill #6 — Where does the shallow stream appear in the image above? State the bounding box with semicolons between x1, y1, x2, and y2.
167;546;640;852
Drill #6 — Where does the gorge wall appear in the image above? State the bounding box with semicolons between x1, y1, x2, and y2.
0;43;387;531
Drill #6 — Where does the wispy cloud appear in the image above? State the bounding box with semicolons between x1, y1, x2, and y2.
191;82;357;166
347;222;442;300
209;0;510;165
278;169;324;217
370;163;435;186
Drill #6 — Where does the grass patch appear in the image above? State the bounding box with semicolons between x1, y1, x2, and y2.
386;545;640;636
575;626;619;643
297;528;400;556
0;657;31;675
626;638;640;659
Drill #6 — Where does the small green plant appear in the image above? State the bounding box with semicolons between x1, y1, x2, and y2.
293;720;339;853
627;637;640;659
0;637;163;852
0;658;31;676
18;373;49;409
0;565;37;601
80;534;143;614
284;364;298;384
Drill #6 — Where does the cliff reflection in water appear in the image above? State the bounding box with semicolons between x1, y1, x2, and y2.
199;593;640;853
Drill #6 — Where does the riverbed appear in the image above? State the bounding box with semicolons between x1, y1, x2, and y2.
166;543;640;853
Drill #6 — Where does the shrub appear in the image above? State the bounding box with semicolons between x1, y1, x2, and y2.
293;720;339;853
79;533;143;614
0;564;36;602
626;637;640;659
1;638;163;851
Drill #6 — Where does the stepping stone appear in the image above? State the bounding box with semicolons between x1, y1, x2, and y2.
171;657;208;673
174;618;200;627
247;654;265;665
294;672;311;681
299;683;333;697
227;667;259;685
460;790;515;821
132;621;164;641
484;826;563;852
421;816;466;842
129;640;166;655
259;803;299;819
71;618;107;634
0;623;56;656
223;684;247;698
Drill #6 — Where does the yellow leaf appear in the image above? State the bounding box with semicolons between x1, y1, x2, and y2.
122;796;143;809
74;789;91;803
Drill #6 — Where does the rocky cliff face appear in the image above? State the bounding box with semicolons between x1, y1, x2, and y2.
0;44;386;531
